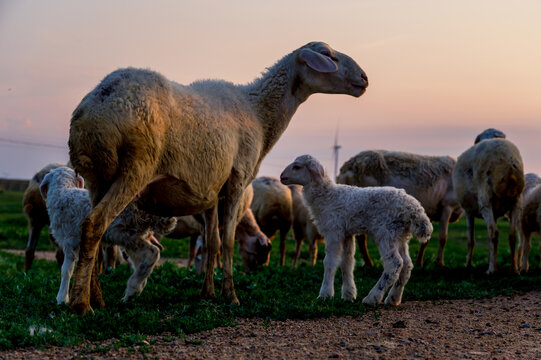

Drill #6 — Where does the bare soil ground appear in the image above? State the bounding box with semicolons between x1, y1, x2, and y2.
2;251;540;359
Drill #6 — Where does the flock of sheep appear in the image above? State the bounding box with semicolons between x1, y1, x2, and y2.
19;41;540;314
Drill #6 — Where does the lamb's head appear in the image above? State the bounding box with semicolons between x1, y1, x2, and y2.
281;155;327;187
236;210;272;271
39;166;84;201
294;42;368;99
474;128;506;144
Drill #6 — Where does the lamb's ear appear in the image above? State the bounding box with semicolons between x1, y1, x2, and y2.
307;160;326;184
75;174;85;189
298;48;338;73
39;174;50;200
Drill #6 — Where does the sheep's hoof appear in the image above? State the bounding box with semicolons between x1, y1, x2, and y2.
362;296;378;306
200;288;215;300
384;296;401;306
70;301;94;316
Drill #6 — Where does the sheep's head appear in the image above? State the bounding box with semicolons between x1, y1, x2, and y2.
236;209;272;271
294;42;368;99
281;155;327;187
474;128;506;144
39;166;85;201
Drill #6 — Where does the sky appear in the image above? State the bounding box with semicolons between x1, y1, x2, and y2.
1;0;540;180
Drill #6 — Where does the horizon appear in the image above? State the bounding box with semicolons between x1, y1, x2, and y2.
1;0;540;180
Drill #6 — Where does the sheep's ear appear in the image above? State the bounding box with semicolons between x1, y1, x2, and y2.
298;48;338;73
76;175;85;189
39;175;50;200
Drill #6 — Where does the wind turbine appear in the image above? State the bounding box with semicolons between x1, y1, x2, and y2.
332;124;341;182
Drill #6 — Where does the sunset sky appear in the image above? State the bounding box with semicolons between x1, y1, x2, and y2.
1;0;540;180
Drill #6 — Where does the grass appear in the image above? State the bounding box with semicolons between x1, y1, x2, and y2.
0;190;540;350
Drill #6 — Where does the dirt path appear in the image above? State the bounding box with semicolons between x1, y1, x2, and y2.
2;251;540;359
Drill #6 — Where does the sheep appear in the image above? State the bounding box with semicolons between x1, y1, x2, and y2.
288;184;324;267
39;166;176;304
68;41;368;314
337;150;463;267
250;176;293;266
517;173;541;273
22;163;66;272
474;128;506;144
453;135;524;274
280;155;433;306
162;184;272;272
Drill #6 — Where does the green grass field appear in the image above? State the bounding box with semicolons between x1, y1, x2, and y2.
0;190;540;350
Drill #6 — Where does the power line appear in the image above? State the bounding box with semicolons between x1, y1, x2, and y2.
0;137;67;149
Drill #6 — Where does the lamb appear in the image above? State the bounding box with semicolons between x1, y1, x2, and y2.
453;133;524;274
22;163;66;272
288;184;324;267
280;155;432;306
337;150;463;267
68;41;368;314
474;128;506;144
39;166;176;304
250;176;293;266
517;173;541;273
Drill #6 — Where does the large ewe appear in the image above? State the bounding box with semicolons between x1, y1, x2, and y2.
453;136;524;274
22;163;65;272
337;150;463;267
68;41;368;314
281;155;432;306
250;176;293;266
40;167;176;304
517;173;541;273
288;184;324;267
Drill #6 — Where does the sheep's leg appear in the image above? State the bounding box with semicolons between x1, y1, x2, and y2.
24;223;44;273
53;237;65;270
292;235;302;268
70;174;150;315
56;248;77;305
518;229;531;273
356;234;373;267
465;213;476;268
201;205;219;299
122;242;160;302
385;241;412;306
319;236;343;299
480;205;498;274
340;235;357;301
363;244;402;306
507;206;520;273
279;227;288;266
220;181;245;305
308;228;321;266
435;207;452;267
187;234;198;269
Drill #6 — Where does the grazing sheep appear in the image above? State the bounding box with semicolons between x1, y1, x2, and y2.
281;155;432;306
337;150;463;267
251;176;293;266
453;135;524;274
40;166;176;304
162;184;272;272
517;173;541;273
22;163;66;272
68;41;368;314
288;184;324;267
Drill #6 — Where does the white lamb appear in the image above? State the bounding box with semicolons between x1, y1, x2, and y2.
280;155;433;306
40;166;175;304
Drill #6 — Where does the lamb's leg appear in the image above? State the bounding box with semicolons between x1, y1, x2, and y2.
518;229;531;273
279;226;288;267
201;205;219;299
24;222;44;273
507;206;520;273
308;228;321;266
465;213;476;268
480;204;498;274
356;234;373;267
319;236;343;299
340;235;357;301
57;248;77;305
122;240;160;302
435;207;452;267
220;181;245;305
385;241;412;306
187;234;198;269
292;235;303;268
363;245;402;306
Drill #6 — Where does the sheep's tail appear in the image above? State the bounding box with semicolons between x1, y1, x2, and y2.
410;212;433;244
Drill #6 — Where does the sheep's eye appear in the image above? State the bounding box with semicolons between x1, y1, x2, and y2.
292;165;300;170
